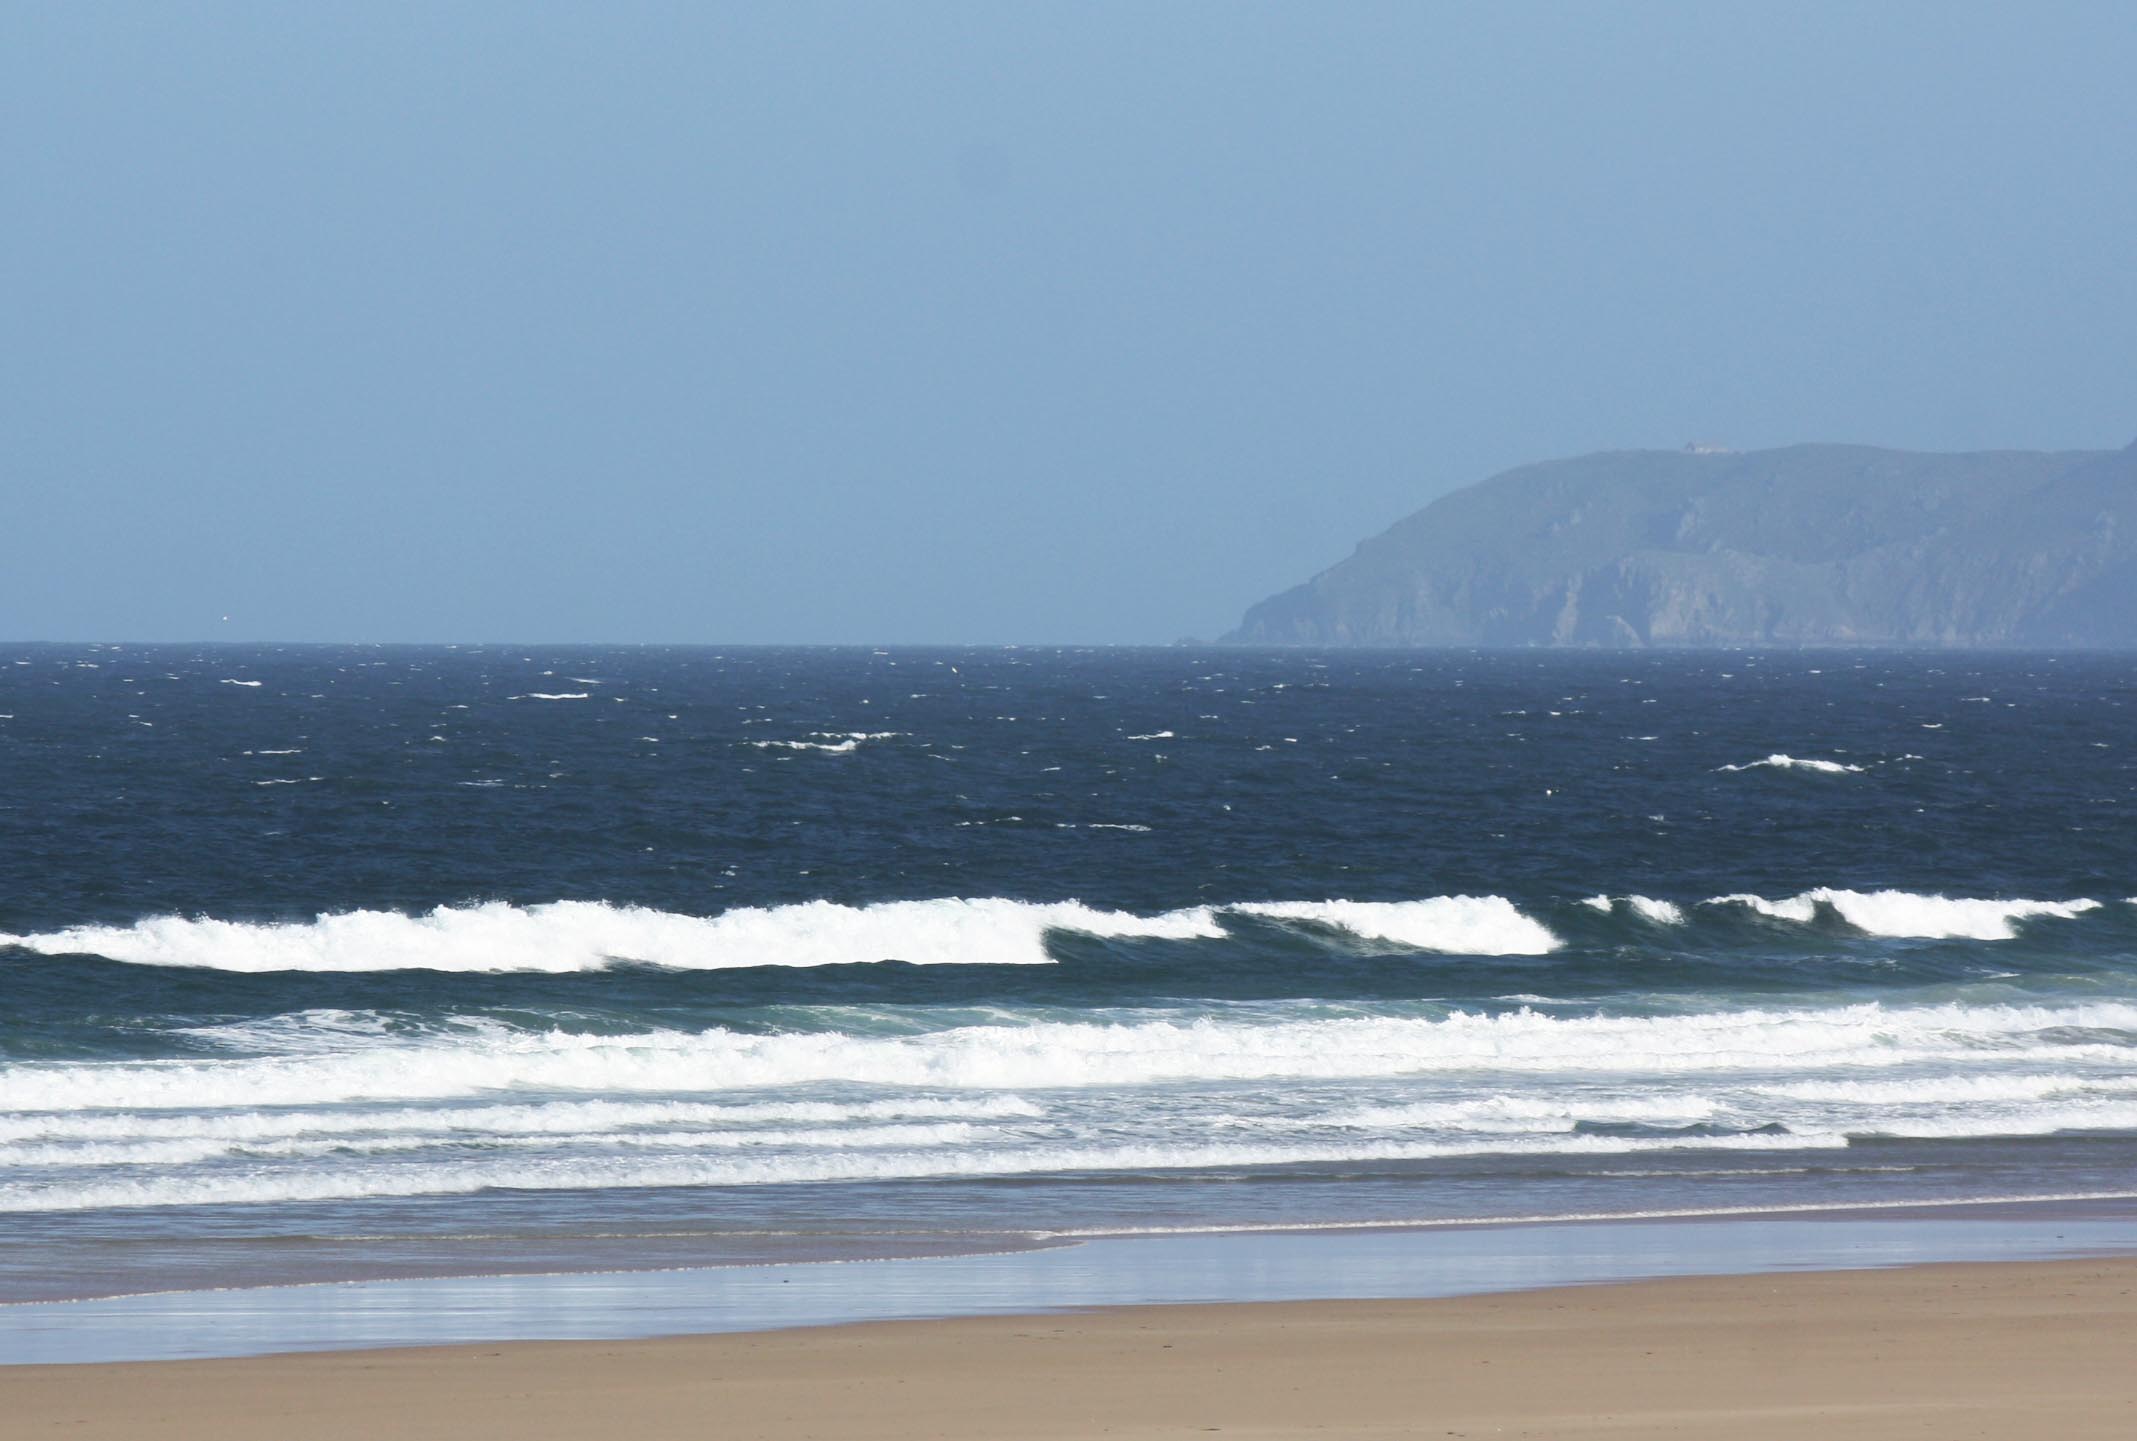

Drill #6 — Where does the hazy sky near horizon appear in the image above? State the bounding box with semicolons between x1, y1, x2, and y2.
6;2;2136;644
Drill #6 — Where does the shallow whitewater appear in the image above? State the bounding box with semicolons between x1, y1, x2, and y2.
7;982;2137;1214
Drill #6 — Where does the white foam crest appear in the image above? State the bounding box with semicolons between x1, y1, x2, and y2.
1717;753;1864;774
1627;896;1686;925
0;1130;1842;1214
0;1094;1042;1145
746;731;901;754
1706;889;2101;940
1577;896;1686;924
1709;892;1820;923
11;1000;2135;1112
1230;897;1560;955
0;898;1223;973
1817;890;2101;940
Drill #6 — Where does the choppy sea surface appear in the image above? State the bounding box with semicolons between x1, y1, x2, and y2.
3;644;2135;1304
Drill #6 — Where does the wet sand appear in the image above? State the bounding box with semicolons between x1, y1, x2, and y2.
4;1257;2134;1439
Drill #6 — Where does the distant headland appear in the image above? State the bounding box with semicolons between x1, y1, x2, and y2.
1226;440;2137;648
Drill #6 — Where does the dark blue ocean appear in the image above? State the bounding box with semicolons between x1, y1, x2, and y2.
4;645;2135;1303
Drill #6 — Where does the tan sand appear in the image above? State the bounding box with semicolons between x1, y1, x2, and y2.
3;1257;2134;1440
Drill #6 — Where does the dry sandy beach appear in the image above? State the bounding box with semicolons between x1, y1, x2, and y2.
4;1257;2133;1440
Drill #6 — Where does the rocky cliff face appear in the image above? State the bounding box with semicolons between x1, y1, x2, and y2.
1226;442;2137;648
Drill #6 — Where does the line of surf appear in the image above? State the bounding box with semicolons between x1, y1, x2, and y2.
0;889;2118;971
8;998;2137;1111
0;896;1556;971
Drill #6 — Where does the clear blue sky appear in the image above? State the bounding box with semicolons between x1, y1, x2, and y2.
6;1;2134;643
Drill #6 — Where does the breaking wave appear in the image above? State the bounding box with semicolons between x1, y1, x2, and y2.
1229;898;1560;955
0;895;1570;972
0;898;1223;973
1706;889;2101;940
1578;895;1687;925
2;887;2121;971
1717;754;1865;774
